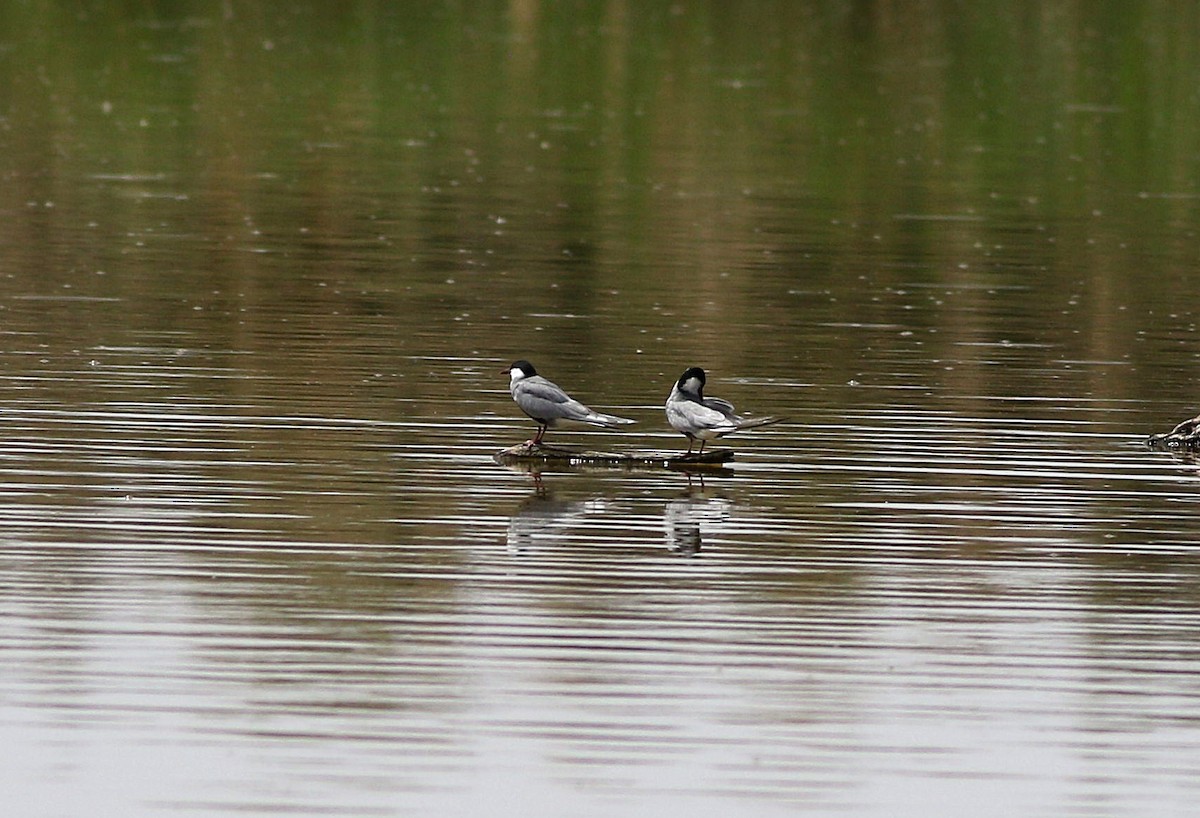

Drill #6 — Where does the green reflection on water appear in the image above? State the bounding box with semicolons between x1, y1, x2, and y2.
0;1;1198;409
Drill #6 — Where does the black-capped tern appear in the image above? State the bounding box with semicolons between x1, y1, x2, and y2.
505;360;636;445
665;366;785;454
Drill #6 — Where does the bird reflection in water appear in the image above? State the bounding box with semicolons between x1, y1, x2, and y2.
500;461;733;557
503;465;612;554
664;475;732;557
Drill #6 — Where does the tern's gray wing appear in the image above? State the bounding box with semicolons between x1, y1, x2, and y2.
514;376;608;423
701;395;738;419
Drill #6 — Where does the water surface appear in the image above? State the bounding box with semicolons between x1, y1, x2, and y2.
3;3;1200;817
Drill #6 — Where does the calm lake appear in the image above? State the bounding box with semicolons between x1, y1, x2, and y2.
3;2;1200;816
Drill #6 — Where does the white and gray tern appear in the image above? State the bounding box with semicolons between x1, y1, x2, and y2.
665;366;785;454
505;360;636;445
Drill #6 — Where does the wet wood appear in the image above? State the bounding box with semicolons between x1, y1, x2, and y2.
494;441;734;468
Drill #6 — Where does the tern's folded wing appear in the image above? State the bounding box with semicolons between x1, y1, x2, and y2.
701;396;737;417
668;398;737;433
516;378;599;421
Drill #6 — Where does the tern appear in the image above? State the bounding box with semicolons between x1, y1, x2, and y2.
505;360;636;445
665;366;785;455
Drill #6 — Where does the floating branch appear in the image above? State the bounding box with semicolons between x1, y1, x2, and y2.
1149;414;1200;449
494;441;734;469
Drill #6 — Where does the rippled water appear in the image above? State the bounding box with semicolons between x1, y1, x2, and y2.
5;325;1200;817
5;3;1200;817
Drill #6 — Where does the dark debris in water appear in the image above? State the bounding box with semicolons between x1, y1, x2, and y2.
494;441;734;470
1148;414;1200;450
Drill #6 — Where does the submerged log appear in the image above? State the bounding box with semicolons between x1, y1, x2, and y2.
1149;414;1200;449
494;441;734;469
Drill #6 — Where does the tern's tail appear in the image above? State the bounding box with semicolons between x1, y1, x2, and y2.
735;415;788;431
589;412;637;428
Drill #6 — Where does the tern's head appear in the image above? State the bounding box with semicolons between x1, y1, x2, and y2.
506;360;538;383
676;366;706;396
